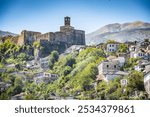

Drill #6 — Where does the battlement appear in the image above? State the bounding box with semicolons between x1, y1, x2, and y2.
21;30;41;35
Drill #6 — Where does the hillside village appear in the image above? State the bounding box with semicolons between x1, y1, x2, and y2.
0;17;150;100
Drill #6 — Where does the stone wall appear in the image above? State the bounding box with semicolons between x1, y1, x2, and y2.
17;31;25;45
60;25;74;33
18;30;41;45
74;30;85;45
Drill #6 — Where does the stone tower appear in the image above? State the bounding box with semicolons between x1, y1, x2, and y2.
65;16;70;26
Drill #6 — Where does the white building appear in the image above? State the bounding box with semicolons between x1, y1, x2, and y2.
130;49;146;59
129;45;136;52
106;43;118;52
134;60;150;72
145;45;150;60
40;56;49;69
34;72;58;84
144;71;150;96
112;57;126;68
144;64;150;73
26;60;40;69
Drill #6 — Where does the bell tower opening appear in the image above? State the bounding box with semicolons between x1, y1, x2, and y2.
64;16;70;26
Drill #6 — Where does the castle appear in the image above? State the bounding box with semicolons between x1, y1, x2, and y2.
17;16;85;47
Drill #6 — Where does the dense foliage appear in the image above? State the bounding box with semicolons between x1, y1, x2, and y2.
0;38;148;100
0;39;33;64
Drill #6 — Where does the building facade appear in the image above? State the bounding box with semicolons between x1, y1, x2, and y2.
97;60;128;82
144;71;150;96
98;60;119;75
106;43;118;52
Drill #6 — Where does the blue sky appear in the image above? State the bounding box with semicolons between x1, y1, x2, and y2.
0;0;150;34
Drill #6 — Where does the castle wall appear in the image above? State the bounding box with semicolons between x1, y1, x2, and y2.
36;32;50;41
54;32;67;43
18;30;41;45
49;33;55;43
18;32;25;45
74;30;85;45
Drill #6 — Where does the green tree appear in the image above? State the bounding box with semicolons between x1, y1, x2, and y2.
17;53;27;62
64;55;76;67
127;71;144;91
33;41;40;49
48;51;59;69
117;43;128;53
51;51;59;61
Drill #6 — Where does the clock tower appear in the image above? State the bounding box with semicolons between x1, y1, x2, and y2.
64;16;70;26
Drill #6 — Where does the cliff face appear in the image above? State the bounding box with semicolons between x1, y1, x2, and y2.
86;21;150;45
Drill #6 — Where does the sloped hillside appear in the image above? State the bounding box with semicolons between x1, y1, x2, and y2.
86;21;150;45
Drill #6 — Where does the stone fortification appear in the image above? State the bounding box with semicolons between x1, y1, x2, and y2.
17;16;85;47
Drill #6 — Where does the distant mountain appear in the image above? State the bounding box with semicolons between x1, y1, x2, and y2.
0;30;18;37
86;21;150;45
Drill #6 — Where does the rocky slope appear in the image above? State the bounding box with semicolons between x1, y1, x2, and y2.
86;21;150;45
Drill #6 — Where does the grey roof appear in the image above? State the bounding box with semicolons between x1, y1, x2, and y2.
115;71;129;75
64;45;86;53
104;71;129;76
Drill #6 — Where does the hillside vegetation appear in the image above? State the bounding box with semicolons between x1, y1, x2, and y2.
0;39;147;100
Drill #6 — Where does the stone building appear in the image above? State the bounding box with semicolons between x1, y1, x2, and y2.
34;72;58;84
144;71;150;97
106;43;119;52
97;60;128;82
39;56;49;70
17;16;85;47
98;60;120;75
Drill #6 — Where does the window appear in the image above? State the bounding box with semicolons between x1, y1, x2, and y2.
51;74;55;77
112;45;114;47
107;65;109;68
114;65;116;68
110;49;111;51
138;53;140;56
45;73;49;77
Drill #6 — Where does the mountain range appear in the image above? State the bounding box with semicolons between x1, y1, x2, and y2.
0;30;17;37
86;21;150;45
